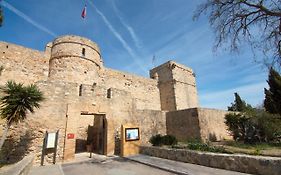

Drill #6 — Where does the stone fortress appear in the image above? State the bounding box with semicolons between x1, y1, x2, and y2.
0;35;231;164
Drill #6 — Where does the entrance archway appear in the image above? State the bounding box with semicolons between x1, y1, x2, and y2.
75;113;107;155
92;114;107;154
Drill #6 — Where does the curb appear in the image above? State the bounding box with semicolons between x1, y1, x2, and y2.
0;154;34;175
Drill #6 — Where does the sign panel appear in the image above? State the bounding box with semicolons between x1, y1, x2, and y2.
125;128;140;141
46;132;56;148
67;133;75;139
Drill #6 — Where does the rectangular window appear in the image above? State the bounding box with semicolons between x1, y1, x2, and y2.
79;84;83;96
107;88;112;98
82;48;85;57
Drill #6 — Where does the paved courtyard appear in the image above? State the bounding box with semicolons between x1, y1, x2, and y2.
62;157;173;175
30;153;250;175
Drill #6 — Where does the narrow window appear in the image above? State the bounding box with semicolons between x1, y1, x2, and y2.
82;48;85;57
79;84;83;96
107;88;112;98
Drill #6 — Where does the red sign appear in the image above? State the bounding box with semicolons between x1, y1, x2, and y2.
67;133;75;139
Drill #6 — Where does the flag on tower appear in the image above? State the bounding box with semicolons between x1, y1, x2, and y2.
81;5;87;19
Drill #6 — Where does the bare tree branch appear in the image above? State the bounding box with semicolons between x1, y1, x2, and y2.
194;0;281;68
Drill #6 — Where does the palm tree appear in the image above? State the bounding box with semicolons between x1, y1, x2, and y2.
0;81;44;150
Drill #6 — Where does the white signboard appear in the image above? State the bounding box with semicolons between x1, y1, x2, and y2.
46;132;56;148
125;128;139;141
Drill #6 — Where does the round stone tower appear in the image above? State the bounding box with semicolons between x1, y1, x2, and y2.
48;35;103;84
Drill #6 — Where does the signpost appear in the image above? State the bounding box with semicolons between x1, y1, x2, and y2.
41;130;59;166
121;125;141;157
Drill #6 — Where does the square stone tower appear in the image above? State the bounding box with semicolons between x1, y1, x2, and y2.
150;61;199;111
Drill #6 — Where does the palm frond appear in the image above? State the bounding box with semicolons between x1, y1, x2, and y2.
0;81;44;125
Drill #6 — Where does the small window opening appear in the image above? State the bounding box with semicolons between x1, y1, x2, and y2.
82;48;86;57
107;88;112;98
79;84;83;96
6;45;8;49
152;72;159;80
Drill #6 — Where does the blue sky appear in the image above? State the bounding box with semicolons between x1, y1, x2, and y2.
0;0;269;109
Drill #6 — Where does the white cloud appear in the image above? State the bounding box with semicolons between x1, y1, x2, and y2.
111;1;142;49
2;1;57;37
87;0;147;73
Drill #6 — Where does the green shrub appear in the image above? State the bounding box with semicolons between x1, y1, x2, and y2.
149;134;162;146
149;134;178;146
162;135;177;145
225;110;281;144
257;112;281;142
187;142;230;153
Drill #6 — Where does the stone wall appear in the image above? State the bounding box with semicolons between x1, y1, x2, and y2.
134;110;166;145
166;108;201;141
0;35;165;164
49;35;103;84
150;61;199;111
0;35;204;165
197;108;232;141
0;121;40;165
166;108;231;142
0;80;71;165
140;146;281;175
150;61;176;111
171;62;199;110
102;68;161;110
0;42;49;85
31;78;165;161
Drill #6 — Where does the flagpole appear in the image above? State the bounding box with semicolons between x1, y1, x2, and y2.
81;3;87;35
152;54;156;68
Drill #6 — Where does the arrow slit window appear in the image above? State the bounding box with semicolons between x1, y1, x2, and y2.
82;48;85;57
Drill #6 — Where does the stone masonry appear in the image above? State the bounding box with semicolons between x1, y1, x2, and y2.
0;35;231;165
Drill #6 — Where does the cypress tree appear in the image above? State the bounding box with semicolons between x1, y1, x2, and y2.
264;68;281;115
228;93;250;112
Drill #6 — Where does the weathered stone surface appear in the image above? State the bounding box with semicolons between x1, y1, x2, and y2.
140;146;281;175
166;108;232;142
150;61;199;111
0;35;229;166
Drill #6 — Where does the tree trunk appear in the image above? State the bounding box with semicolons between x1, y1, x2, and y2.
0;110;18;150
0;123;10;150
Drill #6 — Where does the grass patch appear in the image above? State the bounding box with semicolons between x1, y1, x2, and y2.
216;141;281;156
224;141;281;150
172;140;232;154
168;139;281;157
186;142;231;153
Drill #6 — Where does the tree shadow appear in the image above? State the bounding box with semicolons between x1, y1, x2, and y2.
0;129;33;164
114;129;121;155
75;125;95;154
